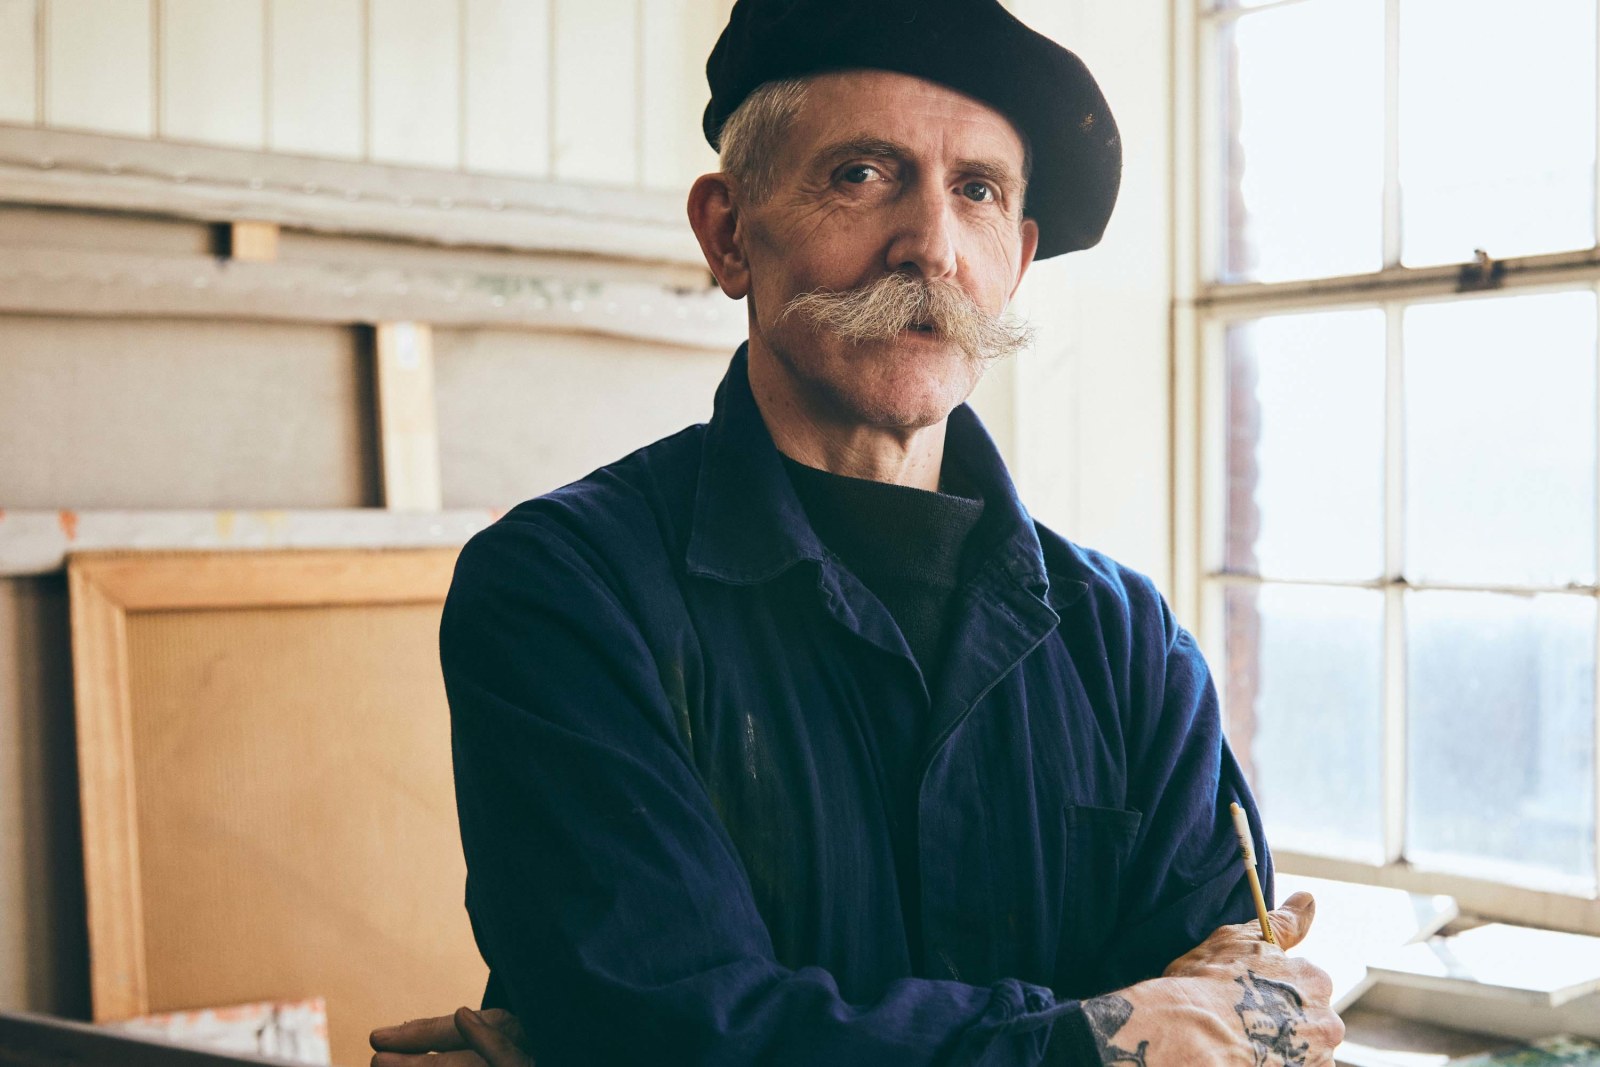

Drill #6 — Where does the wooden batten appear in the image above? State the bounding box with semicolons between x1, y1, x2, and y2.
69;561;150;1022
373;323;443;512
225;220;278;262
68;547;460;612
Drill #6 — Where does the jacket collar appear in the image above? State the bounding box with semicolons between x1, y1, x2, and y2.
686;345;1053;596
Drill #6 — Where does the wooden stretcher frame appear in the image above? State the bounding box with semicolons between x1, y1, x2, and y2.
67;547;469;1044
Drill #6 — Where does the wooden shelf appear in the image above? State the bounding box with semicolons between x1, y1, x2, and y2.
0;508;496;576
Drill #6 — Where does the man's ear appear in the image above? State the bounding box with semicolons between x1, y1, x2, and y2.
688;173;751;300
1009;217;1041;301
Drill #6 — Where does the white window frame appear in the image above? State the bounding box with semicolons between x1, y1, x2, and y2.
1171;0;1600;935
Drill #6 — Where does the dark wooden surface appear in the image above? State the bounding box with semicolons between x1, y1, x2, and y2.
0;1010;310;1067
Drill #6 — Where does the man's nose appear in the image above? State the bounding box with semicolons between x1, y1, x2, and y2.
885;182;958;280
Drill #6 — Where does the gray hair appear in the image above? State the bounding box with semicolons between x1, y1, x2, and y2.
717;77;812;205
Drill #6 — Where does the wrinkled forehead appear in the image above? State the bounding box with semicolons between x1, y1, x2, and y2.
784;69;1029;177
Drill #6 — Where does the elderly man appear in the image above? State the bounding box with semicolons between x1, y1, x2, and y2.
371;0;1342;1064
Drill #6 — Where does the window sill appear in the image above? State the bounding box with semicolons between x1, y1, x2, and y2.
1335;1006;1520;1067
1279;873;1600;1058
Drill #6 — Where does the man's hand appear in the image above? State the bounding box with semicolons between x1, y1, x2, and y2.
370;1006;532;1067
1080;892;1344;1066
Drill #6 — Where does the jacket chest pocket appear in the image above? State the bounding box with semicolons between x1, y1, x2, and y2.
1059;803;1143;985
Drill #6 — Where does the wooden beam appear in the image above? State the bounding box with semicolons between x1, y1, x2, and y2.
373;323;443;512
0;124;702;265
0;246;746;350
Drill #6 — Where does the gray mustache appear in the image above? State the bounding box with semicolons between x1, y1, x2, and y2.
777;273;1034;364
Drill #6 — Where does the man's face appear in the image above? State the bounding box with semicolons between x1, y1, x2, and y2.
736;69;1039;432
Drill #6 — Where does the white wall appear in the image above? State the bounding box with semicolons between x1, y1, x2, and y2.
0;0;730;190
1006;0;1176;595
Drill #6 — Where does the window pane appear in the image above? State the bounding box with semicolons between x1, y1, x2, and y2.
1221;0;1384;281
1226;309;1386;581
1224;583;1385;863
1405;291;1597;587
1407;591;1597;892
1400;0;1597;267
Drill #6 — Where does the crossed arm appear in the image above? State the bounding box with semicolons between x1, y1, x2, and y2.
372;895;1342;1066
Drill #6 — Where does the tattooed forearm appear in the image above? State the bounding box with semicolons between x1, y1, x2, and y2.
1233;970;1310;1067
1082;994;1150;1067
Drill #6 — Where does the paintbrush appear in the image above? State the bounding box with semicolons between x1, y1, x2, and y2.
1229;801;1277;946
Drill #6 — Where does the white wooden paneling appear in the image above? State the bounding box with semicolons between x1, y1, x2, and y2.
45;0;153;136
639;0;722;190
369;0;461;168
0;0;37;124
462;0;548;177
552;0;635;184
160;0;264;148
268;0;363;158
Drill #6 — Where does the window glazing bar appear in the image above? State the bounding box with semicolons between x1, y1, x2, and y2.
1203;573;1600;597
1593;5;1600;251
1381;304;1407;866
1195;247;1600;317
1382;0;1401;269
1593;280;1600;895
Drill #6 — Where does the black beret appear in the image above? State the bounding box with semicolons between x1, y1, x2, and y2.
703;0;1120;259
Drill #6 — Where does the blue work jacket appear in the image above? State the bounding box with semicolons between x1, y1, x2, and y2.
443;346;1271;1066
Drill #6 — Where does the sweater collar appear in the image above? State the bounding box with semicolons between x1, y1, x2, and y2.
686;344;1051;595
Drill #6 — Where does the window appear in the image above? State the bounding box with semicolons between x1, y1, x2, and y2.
1182;0;1600;932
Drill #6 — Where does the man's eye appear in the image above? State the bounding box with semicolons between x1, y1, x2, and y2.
961;181;995;203
841;164;883;184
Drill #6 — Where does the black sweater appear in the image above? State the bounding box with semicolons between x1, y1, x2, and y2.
780;454;985;677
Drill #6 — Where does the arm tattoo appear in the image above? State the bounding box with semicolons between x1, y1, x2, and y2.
1233;970;1310;1067
1082;995;1149;1067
